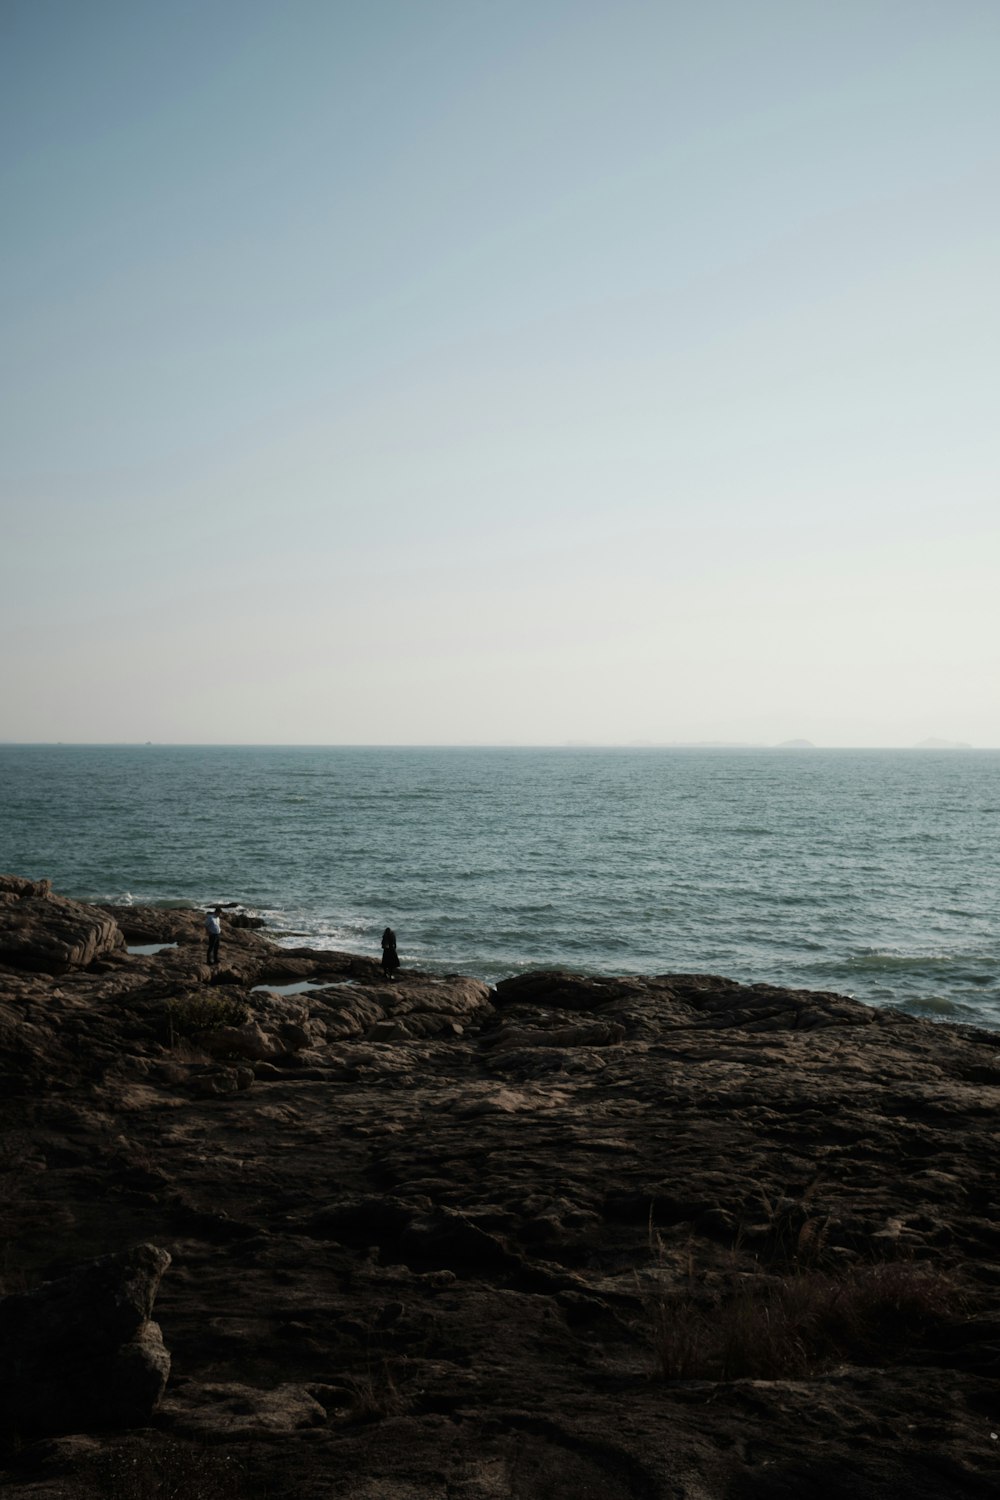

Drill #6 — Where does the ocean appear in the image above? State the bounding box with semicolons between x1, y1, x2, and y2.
1;745;997;1029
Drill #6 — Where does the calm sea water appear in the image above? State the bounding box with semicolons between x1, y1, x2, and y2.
1;745;998;1028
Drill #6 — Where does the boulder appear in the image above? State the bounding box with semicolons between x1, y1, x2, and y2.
0;1243;171;1435
0;877;125;974
204;1019;284;1062
0;875;52;904
340;974;495;1041
493;970;641;1011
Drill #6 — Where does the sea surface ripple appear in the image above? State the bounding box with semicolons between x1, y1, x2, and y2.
2;745;998;1029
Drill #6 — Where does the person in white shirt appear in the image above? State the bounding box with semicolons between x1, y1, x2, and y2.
205;907;222;966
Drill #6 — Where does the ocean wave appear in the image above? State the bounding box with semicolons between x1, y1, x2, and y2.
902;994;977;1018
846;948;993;973
95;890;203;911
8;744;1000;1030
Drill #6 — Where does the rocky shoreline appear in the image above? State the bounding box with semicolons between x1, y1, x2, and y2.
1;874;998;1498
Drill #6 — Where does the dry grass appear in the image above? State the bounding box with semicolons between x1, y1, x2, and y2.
647;1259;964;1381
343;1357;407;1423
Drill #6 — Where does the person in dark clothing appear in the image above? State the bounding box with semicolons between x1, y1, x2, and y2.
381;926;400;979
205;907;223;965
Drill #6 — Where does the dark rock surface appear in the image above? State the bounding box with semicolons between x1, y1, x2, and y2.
1;882;998;1498
0;1243;171;1436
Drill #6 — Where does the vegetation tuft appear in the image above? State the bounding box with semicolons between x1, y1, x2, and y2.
646;1258;963;1381
343;1357;408;1423
165;993;248;1042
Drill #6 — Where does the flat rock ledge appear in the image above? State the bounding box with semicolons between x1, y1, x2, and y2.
1;879;998;1499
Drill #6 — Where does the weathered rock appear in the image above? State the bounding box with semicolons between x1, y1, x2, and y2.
227;912;267;930
0;877;125;974
205;1018;284;1062
0;1243;171;1435
493;969;641;1011
188;1065;255;1095
159;1380;327;1438
2;884;1000;1500
485;1019;626;1049
0;875;53;904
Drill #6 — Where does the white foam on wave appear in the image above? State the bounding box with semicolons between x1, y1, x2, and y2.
262;904;374;956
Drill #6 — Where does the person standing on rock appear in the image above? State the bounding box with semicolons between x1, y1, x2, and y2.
205;906;223;966
381;926;400;980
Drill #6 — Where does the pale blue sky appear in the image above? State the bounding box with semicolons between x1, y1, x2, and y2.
2;1;997;744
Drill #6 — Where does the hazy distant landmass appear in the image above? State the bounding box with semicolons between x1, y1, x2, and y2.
625;740;818;749
914;738;973;750
518;741;823;750
624;741;763;748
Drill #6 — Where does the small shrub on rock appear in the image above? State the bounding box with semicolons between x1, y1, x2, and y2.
165;994;248;1043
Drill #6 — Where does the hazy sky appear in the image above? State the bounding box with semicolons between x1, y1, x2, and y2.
2;0;997;746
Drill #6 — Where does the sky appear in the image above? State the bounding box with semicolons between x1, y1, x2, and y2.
1;0;997;746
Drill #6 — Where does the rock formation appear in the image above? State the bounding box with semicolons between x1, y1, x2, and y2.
0;1243;171;1436
0;875;124;973
0;879;998;1498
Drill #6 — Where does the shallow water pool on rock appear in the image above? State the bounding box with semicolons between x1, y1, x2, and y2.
250;979;356;996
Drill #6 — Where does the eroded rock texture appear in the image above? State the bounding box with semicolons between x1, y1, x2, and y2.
0;875;125;974
0;883;998;1498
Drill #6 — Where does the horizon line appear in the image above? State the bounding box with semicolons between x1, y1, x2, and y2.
0;741;990;752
